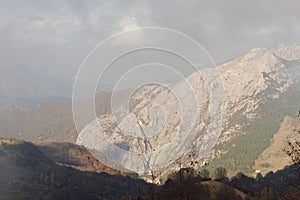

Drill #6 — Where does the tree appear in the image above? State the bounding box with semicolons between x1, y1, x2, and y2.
213;167;228;182
281;111;300;198
283;111;300;164
284;127;300;164
198;168;210;180
255;172;263;182
161;167;210;199
168;167;197;183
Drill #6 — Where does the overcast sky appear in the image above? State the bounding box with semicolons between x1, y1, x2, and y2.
0;0;299;107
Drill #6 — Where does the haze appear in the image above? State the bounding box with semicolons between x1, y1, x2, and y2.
0;0;300;109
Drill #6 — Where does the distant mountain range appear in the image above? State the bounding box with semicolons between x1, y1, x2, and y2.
0;65;73;110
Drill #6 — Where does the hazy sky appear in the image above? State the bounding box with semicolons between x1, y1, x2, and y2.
0;0;300;107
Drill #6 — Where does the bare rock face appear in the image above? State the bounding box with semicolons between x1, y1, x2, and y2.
220;48;291;117
218;47;294;143
273;43;300;61
76;44;299;175
76;72;215;174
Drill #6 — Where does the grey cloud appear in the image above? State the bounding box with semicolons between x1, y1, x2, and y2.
0;0;299;108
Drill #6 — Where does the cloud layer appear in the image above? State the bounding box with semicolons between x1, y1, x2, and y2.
0;0;299;107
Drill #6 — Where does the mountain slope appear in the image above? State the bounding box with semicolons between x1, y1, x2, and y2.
0;44;299;176
77;44;300;174
0;91;112;142
0;138;152;200
35;141;122;175
253;116;300;175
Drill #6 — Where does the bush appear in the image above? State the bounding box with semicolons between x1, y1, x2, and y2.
260;163;270;168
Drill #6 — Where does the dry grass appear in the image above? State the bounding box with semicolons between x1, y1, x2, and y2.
253;116;300;176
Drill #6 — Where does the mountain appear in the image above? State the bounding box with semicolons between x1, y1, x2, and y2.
0;137;152;200
0;91;112;142
207;44;300;173
0;44;299;177
76;44;300;175
0;101;76;142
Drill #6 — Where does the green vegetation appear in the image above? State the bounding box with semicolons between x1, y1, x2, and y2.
209;84;300;173
260;163;270;168
198;168;210;180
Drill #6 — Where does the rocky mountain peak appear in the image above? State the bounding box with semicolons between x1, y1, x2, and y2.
273;43;300;61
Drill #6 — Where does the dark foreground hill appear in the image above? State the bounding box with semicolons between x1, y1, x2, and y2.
134;165;300;200
1;137;300;200
229;165;300;199
0;138;152;200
